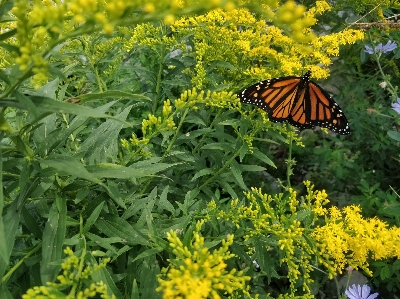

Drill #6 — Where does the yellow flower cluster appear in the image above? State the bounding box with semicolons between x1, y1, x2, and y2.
22;247;114;299
142;113;176;136
121;88;242;161
124;23;177;52
5;0;233;90
173;88;239;111
265;0;317;45
162;2;364;88
211;184;319;294
302;180;330;216
157;220;251;299
121;99;176;159
209;181;400;295
312;204;400;278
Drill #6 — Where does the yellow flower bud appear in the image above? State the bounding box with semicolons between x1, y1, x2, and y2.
164;14;175;25
224;1;235;11
293;5;306;18
283;0;296;11
103;24;114;34
144;3;155;13
279;11;294;23
74;14;85;23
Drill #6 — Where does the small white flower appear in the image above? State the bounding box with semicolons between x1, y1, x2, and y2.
379;82;387;88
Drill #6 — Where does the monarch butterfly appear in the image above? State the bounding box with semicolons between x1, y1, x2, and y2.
238;70;350;135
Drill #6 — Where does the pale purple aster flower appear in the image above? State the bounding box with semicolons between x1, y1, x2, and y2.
364;40;397;54
345;284;378;299
364;45;374;54
381;40;397;53
392;98;400;114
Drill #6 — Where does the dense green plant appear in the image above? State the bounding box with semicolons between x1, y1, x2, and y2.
1;0;400;298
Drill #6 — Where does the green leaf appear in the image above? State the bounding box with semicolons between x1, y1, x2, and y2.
200;142;235;152
107;181;126;209
35;78;59;99
22;206;42;239
0;284;13;299
191;168;214;181
0;0;14;20
240;164;267;172
139;257;161;299
207;60;237;71
388;130;400;142
78;90;151;103
0;41;18;54
86;232;118;254
217;119;241;126
131;279;139;299
184;113;206;126
37;101;116;155
0;70;10;84
40;154;102;184
230;161;246;189
185;188;200;203
88;252;124;299
252;148;276;168
95;214;149;246
162;79;192;86
0;143;6;271
75;106;132;163
0;201;18;279
135;188;157;228
86;161;178;179
360;48;368;63
177;128;214;139
41;197;67;284
83;201;105;233
0;161;35;279
122;195;153;221
28;96;112;118
158;186;175;215
254;239;279;284
219;180;238;199
380;265;390;280
230;242;252;266
14;91;37;118
132;247;164;263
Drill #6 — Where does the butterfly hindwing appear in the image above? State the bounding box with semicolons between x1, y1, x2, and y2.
238;71;350;135
305;82;350;134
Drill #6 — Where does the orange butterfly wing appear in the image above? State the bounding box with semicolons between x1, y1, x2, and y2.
305;81;350;134
238;71;350;135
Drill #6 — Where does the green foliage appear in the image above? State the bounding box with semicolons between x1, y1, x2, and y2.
1;0;400;299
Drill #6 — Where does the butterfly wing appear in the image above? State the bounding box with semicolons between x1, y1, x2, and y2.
304;81;350;135
238;75;314;130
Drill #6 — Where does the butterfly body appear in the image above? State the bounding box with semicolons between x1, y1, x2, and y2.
238;71;350;135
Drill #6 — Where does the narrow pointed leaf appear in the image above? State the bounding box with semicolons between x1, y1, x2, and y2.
95;214;149;246
40;155;102;184
41;197;67;283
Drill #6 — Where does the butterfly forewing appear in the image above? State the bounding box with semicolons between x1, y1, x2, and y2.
238;71;350;135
